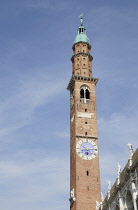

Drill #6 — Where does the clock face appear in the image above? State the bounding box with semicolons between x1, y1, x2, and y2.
76;139;98;160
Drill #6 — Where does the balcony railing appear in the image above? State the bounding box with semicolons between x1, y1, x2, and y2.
80;98;91;104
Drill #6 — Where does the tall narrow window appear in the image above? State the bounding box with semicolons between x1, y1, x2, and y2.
86;171;89;176
86;89;90;99
80;86;90;103
80;89;84;98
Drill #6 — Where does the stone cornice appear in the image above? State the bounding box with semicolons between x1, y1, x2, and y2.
72;41;91;50
67;75;99;91
76;135;98;140
71;52;93;62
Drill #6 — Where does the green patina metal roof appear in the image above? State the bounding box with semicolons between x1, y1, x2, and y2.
74;15;90;44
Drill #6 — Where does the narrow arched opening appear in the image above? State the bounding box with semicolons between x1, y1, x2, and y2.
80;89;84;99
86;89;90;99
126;191;134;210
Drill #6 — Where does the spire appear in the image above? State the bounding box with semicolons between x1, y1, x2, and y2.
78;13;83;26
74;14;90;44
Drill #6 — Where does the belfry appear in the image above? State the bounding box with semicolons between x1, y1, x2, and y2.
67;15;101;209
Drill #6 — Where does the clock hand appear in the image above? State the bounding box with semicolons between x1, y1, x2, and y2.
81;145;95;155
89;150;93;154
81;145;93;155
82;145;88;150
88;148;96;154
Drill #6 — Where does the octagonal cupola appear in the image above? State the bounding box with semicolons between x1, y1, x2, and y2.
74;14;90;44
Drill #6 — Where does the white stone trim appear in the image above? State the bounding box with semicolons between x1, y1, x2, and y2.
78;112;94;118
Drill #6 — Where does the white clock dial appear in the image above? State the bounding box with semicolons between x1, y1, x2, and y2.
76;139;98;160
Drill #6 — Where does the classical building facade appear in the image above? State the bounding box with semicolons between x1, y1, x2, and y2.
98;145;138;210
67;16;101;210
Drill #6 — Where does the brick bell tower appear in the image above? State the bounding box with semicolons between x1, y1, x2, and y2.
67;15;101;210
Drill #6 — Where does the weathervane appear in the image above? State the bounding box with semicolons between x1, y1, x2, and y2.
78;13;83;26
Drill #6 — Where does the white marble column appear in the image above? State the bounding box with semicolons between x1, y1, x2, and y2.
118;192;124;210
131;182;138;210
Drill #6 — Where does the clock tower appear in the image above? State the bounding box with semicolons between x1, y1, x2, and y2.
67;16;101;210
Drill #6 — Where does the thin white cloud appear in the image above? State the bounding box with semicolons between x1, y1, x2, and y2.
55;130;70;138
99;111;138;147
0;153;69;210
25;0;71;12
0;74;66;137
99;109;138;196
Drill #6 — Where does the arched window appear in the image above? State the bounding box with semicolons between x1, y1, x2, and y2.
126;191;134;210
80;86;90;103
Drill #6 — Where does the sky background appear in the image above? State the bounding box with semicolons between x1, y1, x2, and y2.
0;0;138;209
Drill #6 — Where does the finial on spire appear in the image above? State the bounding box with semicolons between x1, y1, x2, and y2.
74;13;90;44
78;13;83;26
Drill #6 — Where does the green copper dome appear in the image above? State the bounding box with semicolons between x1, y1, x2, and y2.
74;26;90;44
74;15;90;44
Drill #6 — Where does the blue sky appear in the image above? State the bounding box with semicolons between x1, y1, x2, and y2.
0;0;138;209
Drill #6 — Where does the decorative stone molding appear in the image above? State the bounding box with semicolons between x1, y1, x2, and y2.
67;75;99;91
71;52;93;62
69;189;76;205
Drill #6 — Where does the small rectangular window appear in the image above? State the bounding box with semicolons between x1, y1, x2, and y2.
85;132;87;135
85;109;87;112
86;171;89;176
85;122;87;124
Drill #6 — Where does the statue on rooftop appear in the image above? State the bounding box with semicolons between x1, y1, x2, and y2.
127;144;133;157
117;163;121;176
107;181;111;191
